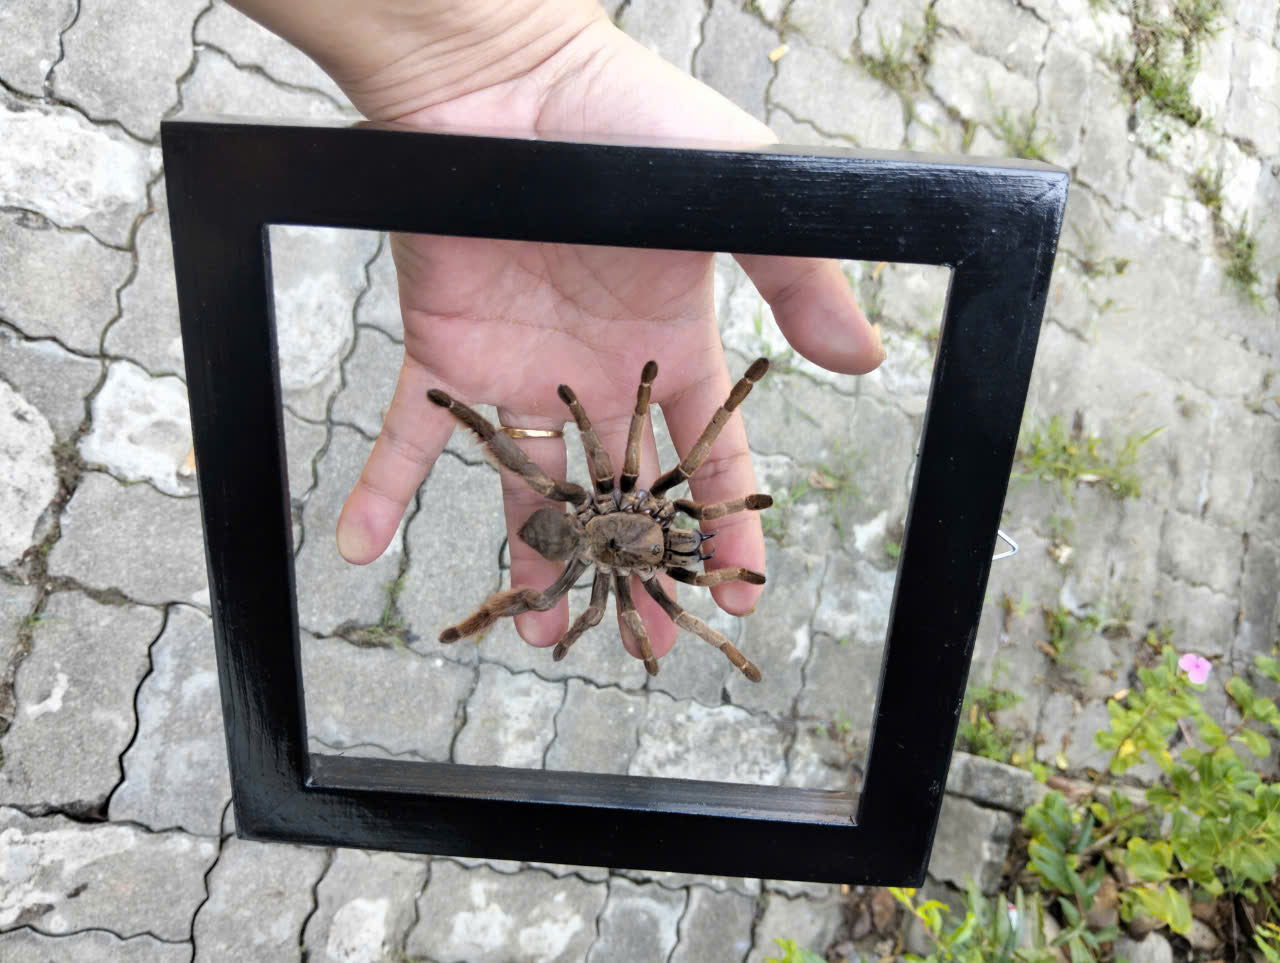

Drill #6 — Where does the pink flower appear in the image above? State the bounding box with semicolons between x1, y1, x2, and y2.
1178;653;1212;685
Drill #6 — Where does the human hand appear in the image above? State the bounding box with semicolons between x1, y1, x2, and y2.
229;0;885;663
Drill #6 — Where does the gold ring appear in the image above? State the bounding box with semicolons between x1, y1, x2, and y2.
500;426;564;439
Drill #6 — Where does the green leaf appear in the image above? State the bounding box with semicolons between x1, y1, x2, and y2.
1235;727;1270;757
1124;838;1171;882
764;938;827;963
1256;656;1280;685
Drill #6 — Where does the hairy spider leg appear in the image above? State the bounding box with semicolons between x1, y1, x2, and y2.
427;389;588;505
649;357;770;497
667;567;765;587
614;573;659;676
620;360;658;494
552;569;610;661
556;384;615;496
673;494;773;520
642;577;762;682
439;560;588;643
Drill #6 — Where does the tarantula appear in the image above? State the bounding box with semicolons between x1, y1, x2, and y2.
426;358;772;682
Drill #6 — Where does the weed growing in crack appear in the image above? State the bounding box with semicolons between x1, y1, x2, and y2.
994;109;1054;162
1190;165;1264;304
336;571;409;647
859;9;940;125
1014;413;1164;501
1109;0;1224;132
957;675;1022;765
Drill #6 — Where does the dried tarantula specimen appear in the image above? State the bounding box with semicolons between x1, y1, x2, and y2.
426;358;773;681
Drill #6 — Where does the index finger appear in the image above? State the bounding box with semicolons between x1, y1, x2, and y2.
657;357;769;616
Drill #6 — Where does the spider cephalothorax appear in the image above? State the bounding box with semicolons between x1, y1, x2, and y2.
426;358;772;681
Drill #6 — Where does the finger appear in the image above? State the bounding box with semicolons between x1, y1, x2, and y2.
659;359;766;617
496;408;571;648
734;255;884;374
583;407;678;661
337;358;453;563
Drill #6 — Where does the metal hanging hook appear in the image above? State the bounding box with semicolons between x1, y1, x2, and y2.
992;529;1018;561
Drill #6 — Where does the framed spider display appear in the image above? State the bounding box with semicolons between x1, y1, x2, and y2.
163;116;1066;883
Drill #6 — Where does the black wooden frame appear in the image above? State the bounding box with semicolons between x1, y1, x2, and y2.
162;116;1066;884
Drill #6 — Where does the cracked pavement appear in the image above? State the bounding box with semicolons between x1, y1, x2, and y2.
2;0;1278;960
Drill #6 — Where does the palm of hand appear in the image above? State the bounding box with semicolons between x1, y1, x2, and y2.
336;19;878;663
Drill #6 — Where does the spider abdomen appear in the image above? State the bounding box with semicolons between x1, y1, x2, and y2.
585;513;664;569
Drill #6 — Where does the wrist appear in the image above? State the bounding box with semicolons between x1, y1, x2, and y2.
228;0;607;121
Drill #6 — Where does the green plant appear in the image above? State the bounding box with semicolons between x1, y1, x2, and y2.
339;571;409;647
1014;414;1164;500
890;883;1058;962
1111;0;1223;130
763;938;827;963
957;678;1022;764
1223;216;1263;304
994;110;1053;162
1023;647;1280;949
1041;605;1102;667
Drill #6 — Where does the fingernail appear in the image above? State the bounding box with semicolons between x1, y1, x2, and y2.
336;517;372;563
871;322;886;365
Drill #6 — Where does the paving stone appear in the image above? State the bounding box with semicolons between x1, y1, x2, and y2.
265;225;379;421
0;928;190;962
772;38;905;147
670;885;756;963
302;849;428;963
782;0;861;56
454;663;562;768
0;579;37;670
1153;572;1238;660
0;208;132;353
544;679;643;774
0;91;160;248
176;44;355;126
407;860;606;963
1237;539;1280;659
52;0;206;140
1114;931;1175;963
748;891;844;963
1020;0;1130;58
1159;510;1242;598
613;866;759;896
588;876;685;962
196;0;355;108
526;861;611;883
933;0;1048;78
400;453;505;658
1035;692;1114;774
617;0;704;72
0;0;74;96
301;635;473;761
0;806;217;939
356;238;402;341
104;177;185;378
785;719;858;790
110;604;230;836
928;795;1015;893
331;325;401;438
927;35;1040;132
0;379;57;566
80;360;195;496
631;690;787;784
0;591;158;808
1038;34;1103;168
694;0;777;121
193;836;328;962
946;750;1047;813
726;545;826;715
283;408;327;499
858;0;932;61
294;425;404;635
0;326;98;442
1224;36;1280;158
48;471;206;605
804;553;897;742
1207;405;1280;532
